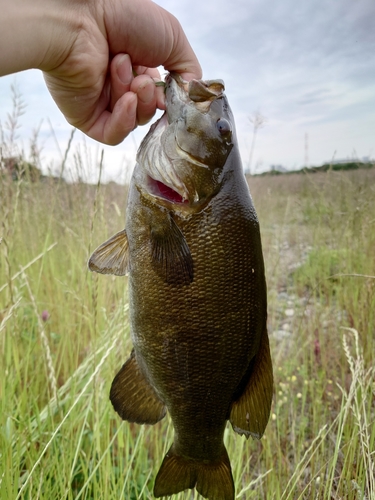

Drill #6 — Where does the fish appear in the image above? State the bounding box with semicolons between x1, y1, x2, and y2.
88;73;273;500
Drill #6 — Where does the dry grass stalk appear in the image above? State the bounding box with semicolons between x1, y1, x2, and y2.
22;270;58;403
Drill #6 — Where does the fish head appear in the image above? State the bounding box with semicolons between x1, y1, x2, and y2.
135;73;236;214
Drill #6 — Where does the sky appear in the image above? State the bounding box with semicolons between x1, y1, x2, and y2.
0;0;374;182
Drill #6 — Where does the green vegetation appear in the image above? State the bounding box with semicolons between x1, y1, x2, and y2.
256;160;374;176
1;138;374;499
302;161;374;173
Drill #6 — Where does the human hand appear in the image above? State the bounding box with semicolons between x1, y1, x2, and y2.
44;51;167;146
1;0;202;145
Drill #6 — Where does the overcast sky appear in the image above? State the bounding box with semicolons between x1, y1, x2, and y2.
0;0;374;182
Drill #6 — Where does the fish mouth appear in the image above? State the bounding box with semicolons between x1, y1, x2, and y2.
167;73;225;105
146;175;189;205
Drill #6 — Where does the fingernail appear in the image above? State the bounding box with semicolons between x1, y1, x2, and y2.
138;80;154;104
116;54;132;85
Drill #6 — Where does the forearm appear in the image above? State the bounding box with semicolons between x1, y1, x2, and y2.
0;0;85;76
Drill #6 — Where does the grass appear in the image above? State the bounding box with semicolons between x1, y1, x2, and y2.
1;123;375;498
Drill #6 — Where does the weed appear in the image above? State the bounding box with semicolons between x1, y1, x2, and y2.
1;109;374;499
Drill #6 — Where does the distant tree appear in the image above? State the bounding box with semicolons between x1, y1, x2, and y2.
1;156;41;182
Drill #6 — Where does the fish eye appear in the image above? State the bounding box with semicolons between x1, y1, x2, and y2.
216;118;231;137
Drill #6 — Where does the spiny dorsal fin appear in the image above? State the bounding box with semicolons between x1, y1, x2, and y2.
88;229;129;276
150;215;193;285
229;328;273;439
110;350;166;424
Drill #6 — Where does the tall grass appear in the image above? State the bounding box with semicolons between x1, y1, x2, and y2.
1;129;374;498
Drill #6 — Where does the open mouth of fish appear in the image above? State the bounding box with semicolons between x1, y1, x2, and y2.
146;175;189;204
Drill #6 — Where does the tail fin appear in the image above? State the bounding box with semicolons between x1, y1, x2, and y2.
154;445;234;500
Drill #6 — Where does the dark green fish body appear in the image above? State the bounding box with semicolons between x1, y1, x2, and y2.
89;74;273;500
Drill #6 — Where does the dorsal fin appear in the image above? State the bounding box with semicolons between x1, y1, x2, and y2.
229;328;273;439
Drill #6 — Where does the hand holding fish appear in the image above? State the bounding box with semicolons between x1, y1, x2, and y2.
0;0;201;145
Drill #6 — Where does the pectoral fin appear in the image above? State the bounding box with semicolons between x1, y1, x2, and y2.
230;328;273;439
150;214;193;285
88;229;129;276
110;350;166;424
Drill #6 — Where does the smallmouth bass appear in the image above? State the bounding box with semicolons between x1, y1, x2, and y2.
89;73;273;500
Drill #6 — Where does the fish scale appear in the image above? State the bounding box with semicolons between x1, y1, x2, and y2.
89;73;273;500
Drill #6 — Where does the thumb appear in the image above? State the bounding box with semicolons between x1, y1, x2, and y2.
160;10;202;81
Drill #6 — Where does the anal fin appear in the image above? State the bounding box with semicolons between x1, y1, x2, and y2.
110;350;166;424
154;445;234;500
230;328;273;439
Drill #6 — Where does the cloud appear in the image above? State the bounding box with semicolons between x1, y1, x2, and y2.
0;0;374;178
